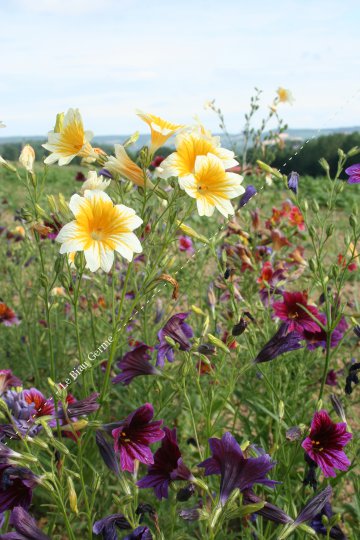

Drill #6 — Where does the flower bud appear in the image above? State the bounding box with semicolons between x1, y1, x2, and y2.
67;477;79;514
19;145;35;172
54;112;64;133
347;146;360;157
177;221;209;244
207;334;230;353
0;155;17;172
311;200;320;212
308;225;316;238
319;158;330;173
326;224;334;238
278;400;285;421
349;214;357;228
337;148;345;159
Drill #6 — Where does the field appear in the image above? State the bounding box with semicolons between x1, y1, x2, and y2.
0;120;359;540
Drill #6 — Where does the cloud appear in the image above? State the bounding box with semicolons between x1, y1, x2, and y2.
13;0;124;15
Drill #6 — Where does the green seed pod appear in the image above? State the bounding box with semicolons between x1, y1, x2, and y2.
349;214;357;228
326;224;335;237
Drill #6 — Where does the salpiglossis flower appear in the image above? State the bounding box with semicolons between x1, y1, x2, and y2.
56;190;142;272
276;87;294;104
104;144;153;188
136;110;184;153
43;108;95;166
159;129;238;180
179;153;244;217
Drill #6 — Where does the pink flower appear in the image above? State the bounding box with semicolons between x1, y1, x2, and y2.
302;410;352;477
178;235;194;255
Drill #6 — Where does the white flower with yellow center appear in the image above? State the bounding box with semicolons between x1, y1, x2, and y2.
56;190;142;272
276;87;294;104
136;110;184;153
43;108;96;166
159;129;238;180
80;171;111;194
179;153;244;217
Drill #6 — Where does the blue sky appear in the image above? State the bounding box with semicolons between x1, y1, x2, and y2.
1;0;360;136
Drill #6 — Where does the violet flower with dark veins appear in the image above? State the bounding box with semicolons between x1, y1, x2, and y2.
156;313;193;367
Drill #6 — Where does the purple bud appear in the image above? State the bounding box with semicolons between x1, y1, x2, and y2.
238;185;257;208
287;171;299;194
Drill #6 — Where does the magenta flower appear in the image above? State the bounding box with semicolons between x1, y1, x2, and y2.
178;235;194;255
0;465;39;513
108;404;164;473
198;432;278;505
156;313;193;367
0;370;22;395
345;163;360;184
302;410;352;477
273;291;321;336
112;344;159;386
303;314;348;351
137;427;193;499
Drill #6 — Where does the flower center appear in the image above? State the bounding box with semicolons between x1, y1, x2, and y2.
120;430;131;442
288;311;299;319
91;228;103;241
198;185;208;191
311;439;324;452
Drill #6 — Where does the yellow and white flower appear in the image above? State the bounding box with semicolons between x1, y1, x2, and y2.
56;190;142;272
179;153;244;217
159;129;238;180
276;87;294;104
43;108;96;166
136;110;184;153
80;171;111;194
19;145;35;172
104;144;153;188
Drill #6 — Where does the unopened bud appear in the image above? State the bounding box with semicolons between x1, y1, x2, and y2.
0;155;17;172
326;224;334;238
349;214;357;228
347;146;360;157
278;400;285;421
207;334;230;354
54;113;64;133
67;477;78;514
319;157;330;173
19;145;35;173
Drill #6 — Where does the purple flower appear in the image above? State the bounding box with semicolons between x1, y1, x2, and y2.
123;527;153;540
156;313;193;367
137;427;193;499
273;292;322;336
345;163;360;184
304;315;348;351
198;432;278;505
0;465;38;513
302;410;352;477
108;404;164;473
238;185;257;208
0;371;22;395
311;502;347;539
254;323;303;363
57;392;100;420
95;431;120;476
243;490;292;524
287;171;299;194
93;513;131;540
294;486;333;527
0;506;50;539
326;370;338;386
98;168;113;179
112;344;159;386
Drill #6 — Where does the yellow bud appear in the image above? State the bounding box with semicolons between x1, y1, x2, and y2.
0;155;17;172
61;419;88;432
191;305;206;316
67;477;79;514
177;221;209;244
207;333;230;353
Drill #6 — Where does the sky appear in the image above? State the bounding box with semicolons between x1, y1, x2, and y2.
1;0;360;136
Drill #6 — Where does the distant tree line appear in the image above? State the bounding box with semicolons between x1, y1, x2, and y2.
1;132;360;178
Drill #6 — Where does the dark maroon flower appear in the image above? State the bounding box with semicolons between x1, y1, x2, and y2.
345;163;360;184
273;291;321;335
304;315;348;351
123;527;153;540
0;371;22;395
198;432;278;505
238;184;257;208
107;404;164;473
311;501;347;539
254;323;303;363
112;344;159;386
326;370;338;386
0;506;50;539
75;171;86;182
156;313;193;367
287;171;299;194
93;513;131;539
150;155;165;169
302;410;352;477
137;427;193;499
0;465;38;513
